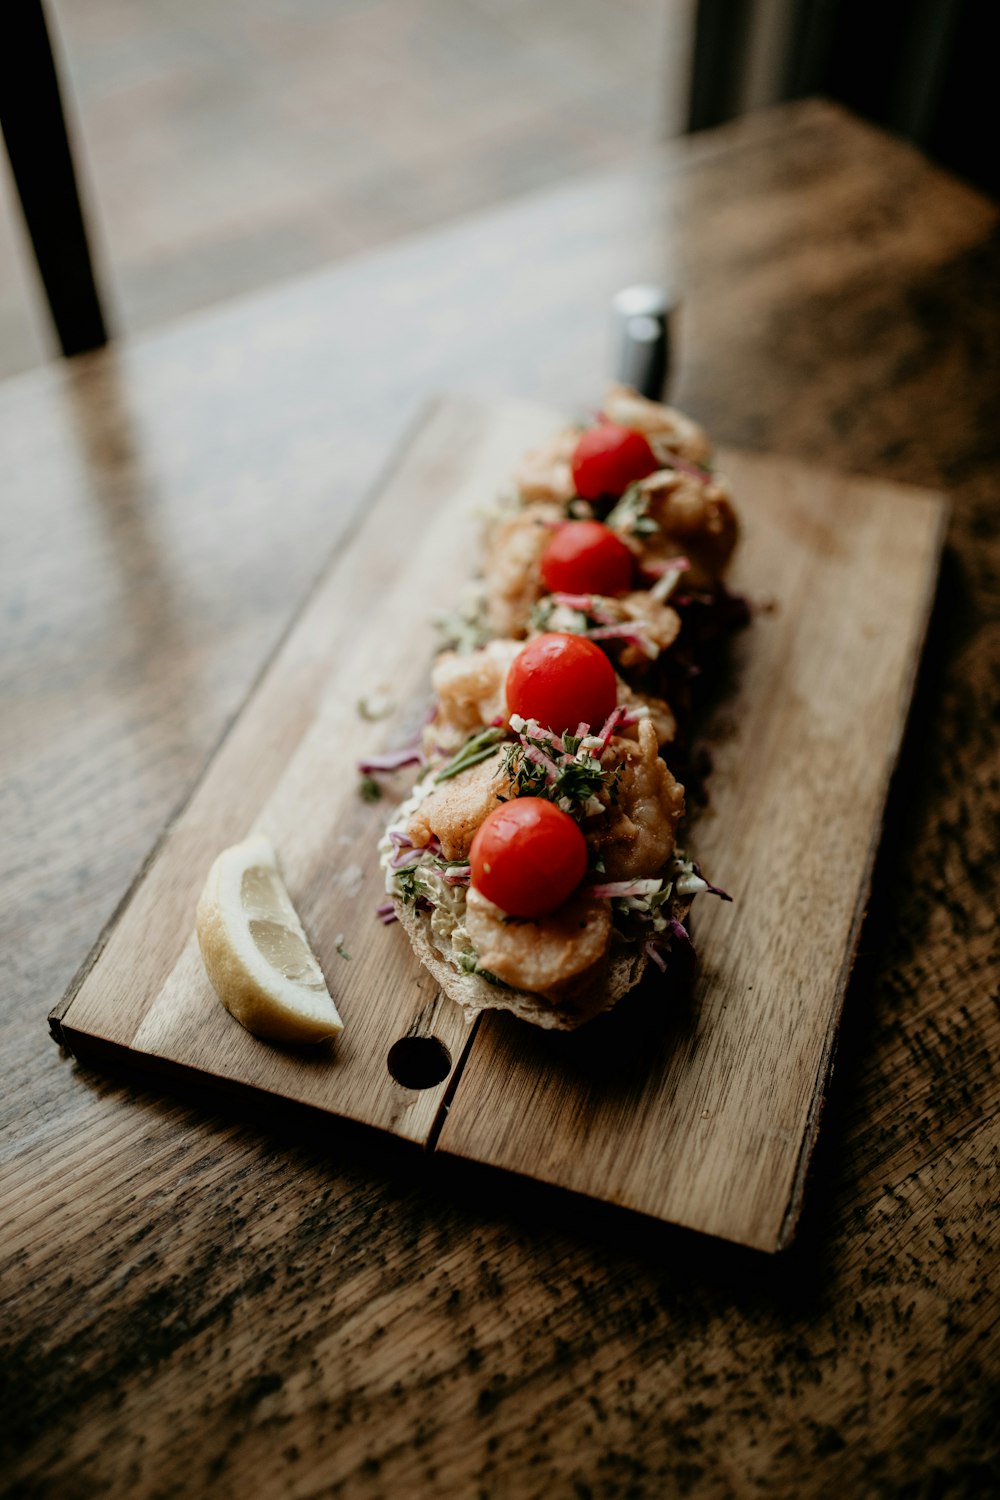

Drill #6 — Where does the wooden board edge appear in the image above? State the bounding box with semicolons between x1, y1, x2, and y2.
58;1023;429;1164
49;819;178;1050
48;395;449;1051
60;1015;775;1263
775;493;951;1252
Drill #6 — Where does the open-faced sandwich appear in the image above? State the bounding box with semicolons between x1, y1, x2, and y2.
380;633;729;1029
441;384;747;771
370;386;743;1031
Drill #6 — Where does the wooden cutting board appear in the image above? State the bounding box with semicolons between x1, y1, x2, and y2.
50;396;947;1252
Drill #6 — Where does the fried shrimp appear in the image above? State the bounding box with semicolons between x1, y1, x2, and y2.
615;469;738;590
587;719;685;881
613;680;676;747
430;635;677;749
515;428;578;505
407;750;511;861
483;503;562;637
589;589;682;674
426;639;521;754
617;590;681;651
464;886;611;999
602;384;712;468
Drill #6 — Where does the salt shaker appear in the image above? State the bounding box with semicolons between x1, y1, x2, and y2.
611;284;677;401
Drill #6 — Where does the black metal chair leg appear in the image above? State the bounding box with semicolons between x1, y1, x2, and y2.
0;0;108;356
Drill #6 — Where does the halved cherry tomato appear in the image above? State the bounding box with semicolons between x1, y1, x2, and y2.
540;520;634;597
571;423;658;500
469;799;587;917
506;632;618;736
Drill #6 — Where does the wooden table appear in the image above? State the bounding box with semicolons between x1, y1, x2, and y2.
3;102;998;1497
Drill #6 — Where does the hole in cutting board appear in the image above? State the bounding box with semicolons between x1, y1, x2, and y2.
387;1036;452;1089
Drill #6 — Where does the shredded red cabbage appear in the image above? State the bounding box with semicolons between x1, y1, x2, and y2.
640;554;690;580
660;454;713;482
591;878;662;899
358;745;425;774
550;592;617;625
667;917;695;959
594;705;627;754
388;831;422;871
692;860;732;902
644;938;668;972
524;743;561;784
585;624;658;658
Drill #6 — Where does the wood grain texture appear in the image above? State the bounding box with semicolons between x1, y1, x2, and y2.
54;405;946;1251
55;398;558;1145
2;103;999;1497
2;0;688;379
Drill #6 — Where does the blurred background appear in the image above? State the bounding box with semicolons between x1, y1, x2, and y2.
0;0;693;381
2;0;994;384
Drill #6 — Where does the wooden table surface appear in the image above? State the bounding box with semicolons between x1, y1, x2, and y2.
2;102;998;1497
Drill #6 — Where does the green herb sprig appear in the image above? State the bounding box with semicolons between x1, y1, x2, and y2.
434;725;506;783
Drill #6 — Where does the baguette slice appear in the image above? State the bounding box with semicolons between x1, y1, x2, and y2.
392;888;693;1032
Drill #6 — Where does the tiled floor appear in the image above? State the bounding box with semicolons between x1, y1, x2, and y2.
1;0;693;380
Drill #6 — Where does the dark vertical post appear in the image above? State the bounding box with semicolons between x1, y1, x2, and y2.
0;0;108;356
687;0;755;133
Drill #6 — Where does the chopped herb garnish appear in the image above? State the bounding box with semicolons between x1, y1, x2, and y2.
434;725;506;783
456;951;511;989
357;694;394;722
433;586;490;654
501;720;619;820
359;775;383;802
528;597;590;636
605;481;660;538
393;866;417;902
478;967;512;990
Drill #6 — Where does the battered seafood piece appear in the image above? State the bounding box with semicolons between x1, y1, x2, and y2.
426;639;521;755
407;749;511;861
515;429;578;504
613;678;676;747
602;383;713;468
464;886;611;1000
586;719;685;881
429;635;677;750
609;468;738;590
616;590;682;656
483;503;562;637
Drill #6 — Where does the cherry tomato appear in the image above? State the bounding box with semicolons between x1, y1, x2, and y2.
540;520;634;596
506;633;618;736
571;423;658;500
469;799;587;917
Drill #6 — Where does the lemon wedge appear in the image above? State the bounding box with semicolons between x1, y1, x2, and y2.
196;834;343;1044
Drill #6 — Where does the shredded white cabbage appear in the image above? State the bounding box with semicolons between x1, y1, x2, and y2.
380;773;476;967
